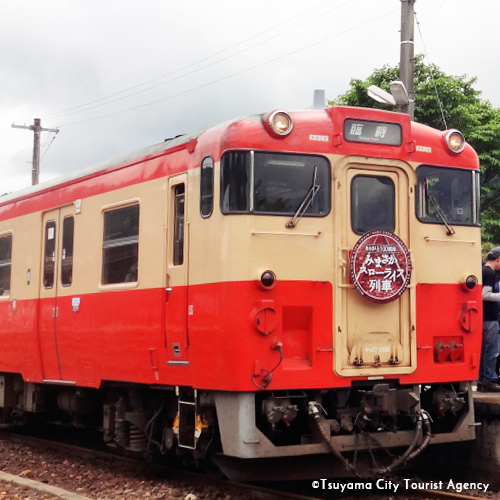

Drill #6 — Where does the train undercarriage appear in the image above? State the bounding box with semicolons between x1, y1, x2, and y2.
0;373;475;480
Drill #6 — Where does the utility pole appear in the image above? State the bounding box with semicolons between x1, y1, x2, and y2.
399;0;415;119
11;118;59;186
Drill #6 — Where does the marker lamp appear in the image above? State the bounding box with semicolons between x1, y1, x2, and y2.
444;129;465;154
264;111;293;137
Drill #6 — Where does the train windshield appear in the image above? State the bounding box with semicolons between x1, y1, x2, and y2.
416;165;480;226
221;151;330;216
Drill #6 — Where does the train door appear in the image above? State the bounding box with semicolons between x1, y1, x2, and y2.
334;162;415;377
165;174;190;363
38;205;75;381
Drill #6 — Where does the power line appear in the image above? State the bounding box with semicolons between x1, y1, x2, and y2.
60;8;399;127
40;132;58;162
0;147;31;170
43;0;356;121
414;11;447;128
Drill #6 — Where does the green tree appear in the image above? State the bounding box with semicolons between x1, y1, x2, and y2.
333;55;500;243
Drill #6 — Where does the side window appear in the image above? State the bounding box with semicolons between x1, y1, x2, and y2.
200;156;214;218
173;184;185;266
221;151;251;213
416;165;477;226
44;221;56;289
0;234;12;296
102;205;139;285
61;216;74;287
351;175;395;234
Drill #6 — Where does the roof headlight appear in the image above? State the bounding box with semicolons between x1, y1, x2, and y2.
264;110;293;137
444;129;465;154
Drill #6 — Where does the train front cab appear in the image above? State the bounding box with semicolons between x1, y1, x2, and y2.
206;115;482;479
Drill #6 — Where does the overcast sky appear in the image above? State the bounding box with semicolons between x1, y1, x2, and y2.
0;0;498;194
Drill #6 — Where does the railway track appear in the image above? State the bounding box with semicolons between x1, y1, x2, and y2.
0;429;493;500
0;429;315;500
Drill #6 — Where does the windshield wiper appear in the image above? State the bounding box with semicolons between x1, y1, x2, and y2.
286;166;320;228
428;193;455;236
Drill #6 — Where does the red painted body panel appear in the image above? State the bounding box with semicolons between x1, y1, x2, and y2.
0;300;40;378
411;283;482;384
218;108;479;171
187;280;336;390
0;281;481;391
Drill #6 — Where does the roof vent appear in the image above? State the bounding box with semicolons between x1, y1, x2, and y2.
313;89;326;109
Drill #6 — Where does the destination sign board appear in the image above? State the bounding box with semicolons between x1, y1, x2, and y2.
344;119;402;146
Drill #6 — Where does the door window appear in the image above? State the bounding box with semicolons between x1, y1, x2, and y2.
61;216;74;286
43;221;56;289
0;234;12;296
351;175;395;234
173;184;185;266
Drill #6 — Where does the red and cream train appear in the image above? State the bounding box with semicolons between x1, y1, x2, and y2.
0;104;482;479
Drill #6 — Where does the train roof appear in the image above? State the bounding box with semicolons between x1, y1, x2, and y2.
0;106;479;207
0;128;207;206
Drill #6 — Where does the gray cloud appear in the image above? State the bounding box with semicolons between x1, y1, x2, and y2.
0;0;497;193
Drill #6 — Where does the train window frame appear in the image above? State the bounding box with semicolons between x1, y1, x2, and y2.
0;233;12;298
200;156;214;218
415;165;480;227
220;151;251;214
173;184;185;266
351;174;396;235
220;150;331;217
43;220;56;289
61;216;74;287
101;203;140;286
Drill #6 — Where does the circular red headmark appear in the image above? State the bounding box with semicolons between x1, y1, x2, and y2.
349;230;412;304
